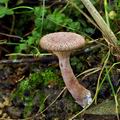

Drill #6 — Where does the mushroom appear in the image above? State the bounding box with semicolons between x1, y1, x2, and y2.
40;32;92;107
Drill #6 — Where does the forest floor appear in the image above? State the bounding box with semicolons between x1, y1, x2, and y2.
0;57;119;120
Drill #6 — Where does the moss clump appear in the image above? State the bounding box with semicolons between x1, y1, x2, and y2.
85;96;120;115
11;68;63;118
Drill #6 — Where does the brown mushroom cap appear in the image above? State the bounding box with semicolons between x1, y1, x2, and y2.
40;32;85;52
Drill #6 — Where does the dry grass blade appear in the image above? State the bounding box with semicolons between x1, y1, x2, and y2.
77;67;101;79
40;87;66;114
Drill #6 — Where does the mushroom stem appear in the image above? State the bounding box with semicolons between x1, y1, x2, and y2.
54;52;92;107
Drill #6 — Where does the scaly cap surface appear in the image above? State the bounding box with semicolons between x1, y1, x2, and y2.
40;32;85;52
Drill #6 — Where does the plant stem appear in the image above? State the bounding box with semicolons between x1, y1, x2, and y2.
104;0;110;27
94;50;110;104
11;6;33;10
40;0;46;36
106;68;119;120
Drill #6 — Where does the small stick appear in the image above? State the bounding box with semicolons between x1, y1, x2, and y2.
0;32;22;40
0;44;102;64
0;56;57;64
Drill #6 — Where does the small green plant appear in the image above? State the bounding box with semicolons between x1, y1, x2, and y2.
0;0;14;18
0;0;33;18
15;7;83;53
15;7;45;53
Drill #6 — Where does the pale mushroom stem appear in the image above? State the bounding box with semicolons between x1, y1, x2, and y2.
54;52;92;107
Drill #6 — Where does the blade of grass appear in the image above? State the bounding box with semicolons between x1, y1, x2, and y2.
104;0;110;27
77;67;101;78
94;50;110;104
99;61;120;92
40;0;46;36
77;67;101;80
11;6;33;10
105;68;119;120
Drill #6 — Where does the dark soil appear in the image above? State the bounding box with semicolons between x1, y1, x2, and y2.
0;57;119;120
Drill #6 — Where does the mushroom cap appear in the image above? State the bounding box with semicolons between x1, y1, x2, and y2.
40;32;85;52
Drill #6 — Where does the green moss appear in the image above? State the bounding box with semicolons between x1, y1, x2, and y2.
11;67;63;118
85;96;120;115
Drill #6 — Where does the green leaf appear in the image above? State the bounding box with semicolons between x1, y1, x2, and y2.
15;43;27;52
47;9;65;25
19;43;27;50
0;0;9;4
27;36;34;45
34;7;47;18
68;22;80;31
6;8;14;15
85;27;95;34
0;7;14;18
0;7;7;18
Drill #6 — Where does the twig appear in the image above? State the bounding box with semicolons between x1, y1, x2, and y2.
0;56;57;64
0;32;22;40
0;43;103;64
